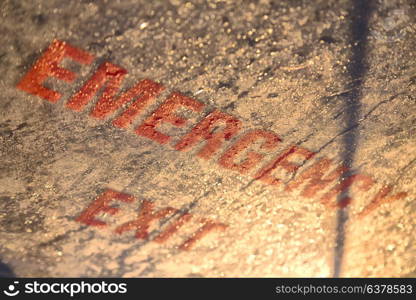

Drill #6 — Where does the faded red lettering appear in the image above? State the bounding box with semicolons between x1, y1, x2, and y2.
175;110;242;159
254;145;315;186
115;199;176;239
358;185;408;218
218;130;281;174
153;213;192;243
66;62;127;111
135;92;204;144
285;158;347;197
179;219;227;251
76;189;135;227
91;79;164;126
17;39;93;102
320;174;374;208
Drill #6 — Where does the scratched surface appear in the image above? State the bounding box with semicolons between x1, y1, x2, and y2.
0;0;415;277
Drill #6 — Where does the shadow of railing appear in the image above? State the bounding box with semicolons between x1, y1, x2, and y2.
333;0;374;277
0;260;15;278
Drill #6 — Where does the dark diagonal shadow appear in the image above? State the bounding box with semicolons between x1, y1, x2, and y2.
333;0;374;277
0;260;15;278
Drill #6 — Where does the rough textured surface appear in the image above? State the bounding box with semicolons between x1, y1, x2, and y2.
0;0;415;277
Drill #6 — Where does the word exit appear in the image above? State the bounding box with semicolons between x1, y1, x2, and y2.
76;189;227;251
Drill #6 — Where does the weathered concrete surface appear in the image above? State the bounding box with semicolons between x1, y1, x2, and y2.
0;0;415;277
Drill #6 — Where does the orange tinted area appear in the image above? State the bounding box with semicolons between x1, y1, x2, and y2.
2;0;415;278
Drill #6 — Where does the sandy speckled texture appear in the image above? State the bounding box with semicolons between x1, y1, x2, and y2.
0;0;415;277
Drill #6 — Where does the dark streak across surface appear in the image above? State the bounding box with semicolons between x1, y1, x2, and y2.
333;0;374;277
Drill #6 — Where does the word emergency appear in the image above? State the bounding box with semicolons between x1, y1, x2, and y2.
16;40;409;222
